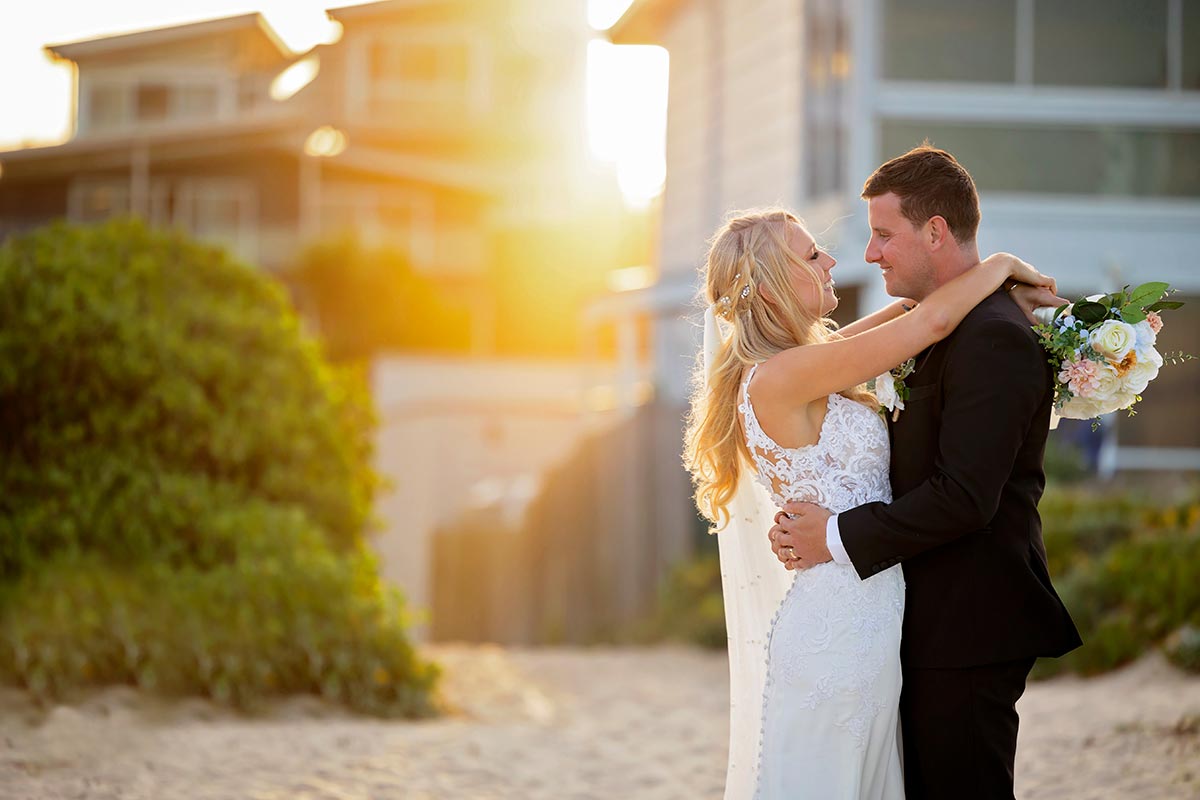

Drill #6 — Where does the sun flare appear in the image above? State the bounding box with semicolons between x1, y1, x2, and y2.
587;0;636;31
586;39;669;209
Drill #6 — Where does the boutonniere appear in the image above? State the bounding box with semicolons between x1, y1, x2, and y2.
868;358;915;422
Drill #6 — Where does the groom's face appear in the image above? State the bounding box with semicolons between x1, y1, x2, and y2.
865;192;937;301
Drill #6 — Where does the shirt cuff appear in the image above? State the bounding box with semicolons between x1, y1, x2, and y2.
825;514;852;565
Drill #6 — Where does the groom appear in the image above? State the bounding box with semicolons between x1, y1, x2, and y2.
768;146;1082;799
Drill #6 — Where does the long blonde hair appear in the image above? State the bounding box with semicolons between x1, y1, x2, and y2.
683;208;874;531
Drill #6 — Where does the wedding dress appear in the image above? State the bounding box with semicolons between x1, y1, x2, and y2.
723;363;906;799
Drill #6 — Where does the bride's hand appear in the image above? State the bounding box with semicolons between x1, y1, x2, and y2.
769;502;834;570
983;252;1057;295
1008;283;1069;326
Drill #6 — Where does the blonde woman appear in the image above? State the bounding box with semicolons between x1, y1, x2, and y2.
684;207;1056;799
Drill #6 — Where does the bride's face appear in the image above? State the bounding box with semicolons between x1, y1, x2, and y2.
785;224;838;316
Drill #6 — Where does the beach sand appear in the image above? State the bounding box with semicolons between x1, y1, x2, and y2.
1;645;1197;799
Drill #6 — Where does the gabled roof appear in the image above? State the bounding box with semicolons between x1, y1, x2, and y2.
326;0;450;20
45;12;293;62
608;0;688;44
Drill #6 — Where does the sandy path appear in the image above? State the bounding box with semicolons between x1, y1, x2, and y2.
0;645;1197;799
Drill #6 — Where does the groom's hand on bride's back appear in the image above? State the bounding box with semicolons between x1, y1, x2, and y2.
768;502;833;570
1008;283;1068;325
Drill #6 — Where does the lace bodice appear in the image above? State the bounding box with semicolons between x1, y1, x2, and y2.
739;364;893;511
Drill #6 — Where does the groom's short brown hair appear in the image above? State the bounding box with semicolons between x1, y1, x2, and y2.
862;145;980;245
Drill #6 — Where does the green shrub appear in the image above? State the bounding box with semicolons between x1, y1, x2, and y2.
649;485;1200;681
0;217;379;578
0;547;439;716
289;234;472;361
1036;491;1195;681
1037;487;1153;575
645;545;726;650
0;218;436;715
1167;625;1200;672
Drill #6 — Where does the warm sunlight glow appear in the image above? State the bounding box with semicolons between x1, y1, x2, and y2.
259;1;342;54
588;0;636;31
304;125;347;157
607;265;654;293
270;54;320;101
586;40;668;209
1;2;349;149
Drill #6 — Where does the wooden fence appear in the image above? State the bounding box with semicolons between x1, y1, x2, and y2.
430;401;701;643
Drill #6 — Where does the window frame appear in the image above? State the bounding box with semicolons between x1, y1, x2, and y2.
876;0;1195;92
345;25;492;119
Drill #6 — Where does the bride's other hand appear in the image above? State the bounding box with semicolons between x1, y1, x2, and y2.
768;502;833;570
982;252;1057;294
1008;283;1069;326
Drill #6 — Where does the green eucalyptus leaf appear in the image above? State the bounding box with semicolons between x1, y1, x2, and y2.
1073;301;1108;326
1146;300;1184;312
1127;281;1170;308
1120;306;1147;324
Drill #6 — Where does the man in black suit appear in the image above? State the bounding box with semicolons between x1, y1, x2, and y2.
768;146;1082;799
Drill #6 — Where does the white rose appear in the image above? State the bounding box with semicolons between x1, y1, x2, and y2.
1061;394;1105;420
1089;320;1137;361
874;371;901;412
1107;390;1138;412
1133;319;1157;351
1124;347;1162;394
1090;362;1122;401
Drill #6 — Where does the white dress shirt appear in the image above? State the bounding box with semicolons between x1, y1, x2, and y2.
825;513;852;565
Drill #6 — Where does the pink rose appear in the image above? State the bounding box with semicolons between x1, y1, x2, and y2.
1146;310;1164;334
1058;357;1102;398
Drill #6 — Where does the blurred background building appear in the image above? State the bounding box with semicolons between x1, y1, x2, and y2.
2;0;1197;645
610;0;1200;481
0;0;695;644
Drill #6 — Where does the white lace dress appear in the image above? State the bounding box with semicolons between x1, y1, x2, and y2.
739;364;906;799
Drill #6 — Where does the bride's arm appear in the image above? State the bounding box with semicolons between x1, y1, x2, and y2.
837;299;915;338
835;252;1049;338
751;254;1051;407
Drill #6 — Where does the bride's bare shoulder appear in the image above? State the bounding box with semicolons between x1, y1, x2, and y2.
746;351;826;413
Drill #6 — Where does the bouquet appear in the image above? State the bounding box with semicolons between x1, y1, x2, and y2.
1032;282;1191;424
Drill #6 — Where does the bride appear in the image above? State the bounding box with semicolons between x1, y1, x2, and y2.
682;208;1053;799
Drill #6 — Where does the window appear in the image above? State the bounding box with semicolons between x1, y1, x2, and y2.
85;79;225;133
882;0;1016;83
880;121;1200;197
319;185;431;265
881;0;1191;90
369;40;471;91
238;72;270;110
1033;0;1167;88
176;85;219;119
360;29;482;112
1185;0;1200;90
826;284;860;330
805;0;849;199
136;84;169;122
89;85;129;130
76;183;130;222
177;180;255;261
191;188;242;233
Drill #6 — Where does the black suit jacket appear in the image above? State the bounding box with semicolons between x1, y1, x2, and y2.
839;290;1082;669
